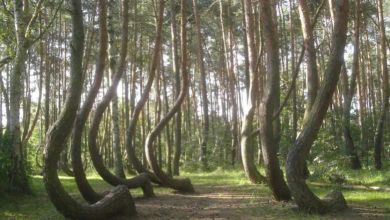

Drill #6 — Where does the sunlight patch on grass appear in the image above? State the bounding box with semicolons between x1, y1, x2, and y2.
1;169;390;219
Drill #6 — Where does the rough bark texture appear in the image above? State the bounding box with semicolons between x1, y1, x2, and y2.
43;1;136;218
144;0;195;193
240;0;267;185
193;0;210;170
258;0;291;202
286;0;349;214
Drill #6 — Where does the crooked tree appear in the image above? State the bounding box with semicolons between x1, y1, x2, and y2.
286;0;349;213
43;0;136;218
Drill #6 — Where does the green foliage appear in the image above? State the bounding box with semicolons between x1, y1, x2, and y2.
0;134;12;193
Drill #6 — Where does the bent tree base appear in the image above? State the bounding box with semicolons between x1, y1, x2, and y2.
43;0;136;218
286;0;350;214
144;0;194;194
287;157;347;214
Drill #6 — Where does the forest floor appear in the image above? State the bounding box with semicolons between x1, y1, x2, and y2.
1;169;390;219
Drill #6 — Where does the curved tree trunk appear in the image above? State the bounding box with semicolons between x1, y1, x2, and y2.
124;0;166;185
144;0;194;193
43;1;136;218
258;0;291;202
240;0;267;185
286;0;349;213
70;0;108;203
60;150;74;177
298;0;323;178
87;0;154;198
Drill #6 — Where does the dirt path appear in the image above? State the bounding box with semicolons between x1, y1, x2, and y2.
135;185;257;219
133;185;389;219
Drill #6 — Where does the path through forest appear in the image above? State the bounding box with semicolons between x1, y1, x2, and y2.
134;184;388;219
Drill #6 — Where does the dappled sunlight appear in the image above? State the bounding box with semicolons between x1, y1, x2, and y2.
1;170;390;219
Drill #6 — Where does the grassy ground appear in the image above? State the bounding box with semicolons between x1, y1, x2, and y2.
0;169;389;219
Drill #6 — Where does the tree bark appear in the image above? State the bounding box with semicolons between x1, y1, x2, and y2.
107;0;126;179
240;0;267;185
144;0;195;193
192;0;210;170
124;0;165;185
258;0;291;201
374;0;389;170
43;1;136;218
298;0;320;123
286;0;349;213
87;0;154;198
171;0;182;176
340;0;362;170
5;0;31;194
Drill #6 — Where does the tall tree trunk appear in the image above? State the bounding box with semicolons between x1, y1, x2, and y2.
298;0;320;123
192;0;210;170
286;0;349;213
240;0;267;185
171;0;182;176
258;0;291;201
5;0;31;194
340;0;362;170
357;39;368;166
107;0;126;179
374;0;389;170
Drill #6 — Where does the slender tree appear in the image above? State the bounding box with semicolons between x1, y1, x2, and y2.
240;0;267;185
374;0;389;170
258;0;291;201
192;0;210;170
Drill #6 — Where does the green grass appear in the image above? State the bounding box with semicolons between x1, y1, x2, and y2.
1;169;389;219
